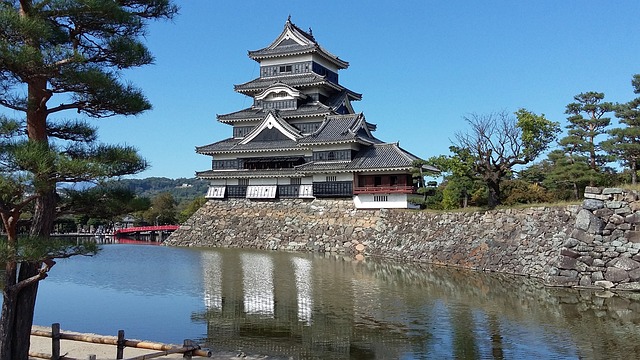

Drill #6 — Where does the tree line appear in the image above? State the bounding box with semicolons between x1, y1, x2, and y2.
415;75;640;210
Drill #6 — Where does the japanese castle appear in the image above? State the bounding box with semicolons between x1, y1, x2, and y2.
196;18;436;209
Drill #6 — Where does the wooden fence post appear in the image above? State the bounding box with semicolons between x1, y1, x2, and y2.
183;339;194;359
116;329;125;359
52;323;61;360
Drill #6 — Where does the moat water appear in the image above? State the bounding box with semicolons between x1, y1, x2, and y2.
24;243;640;359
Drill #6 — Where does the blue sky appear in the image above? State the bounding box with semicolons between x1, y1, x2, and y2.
31;1;640;178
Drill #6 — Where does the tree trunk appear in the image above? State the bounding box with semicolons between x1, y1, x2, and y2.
12;263;40;360
9;189;57;360
0;289;18;360
487;180;501;209
0;212;19;359
632;160;637;185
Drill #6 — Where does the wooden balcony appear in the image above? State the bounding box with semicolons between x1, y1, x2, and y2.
353;185;415;194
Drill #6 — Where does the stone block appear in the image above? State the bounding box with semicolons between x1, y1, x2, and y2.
594;208;614;218
610;214;625;225
560;248;580;259
584;193;610;200
603;188;624;195
577;255;594;266
594;280;615;289
615;206;632;216
606;201;624;209
631;202;640;212
626;213;640;224
626;231;640;243
558;256;578;270
605;267;629;282
611;257;640;270
547;276;578;287
569;229;594;244
583;199;604;211
618;223;632;231
579;275;592;286
563;238;579;248
575;209;593;231
629;268;640;281
592;271;605;281
616;282;640;291
585;186;602;194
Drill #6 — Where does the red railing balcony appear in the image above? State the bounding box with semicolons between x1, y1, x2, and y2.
353;185;415;194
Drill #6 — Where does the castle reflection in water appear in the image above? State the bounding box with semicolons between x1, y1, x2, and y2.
195;250;425;359
192;248;640;359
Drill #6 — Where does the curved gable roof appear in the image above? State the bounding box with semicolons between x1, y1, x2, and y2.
247;18;349;69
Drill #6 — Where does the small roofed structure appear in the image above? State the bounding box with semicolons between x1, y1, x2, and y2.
195;18;438;208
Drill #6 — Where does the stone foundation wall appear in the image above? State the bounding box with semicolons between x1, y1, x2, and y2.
165;189;640;290
551;187;640;290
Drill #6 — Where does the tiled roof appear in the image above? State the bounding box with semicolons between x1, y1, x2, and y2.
248;19;349;69
218;104;333;123
298;114;380;145
234;73;338;93
196;137;304;154
349;143;420;169
295;143;420;173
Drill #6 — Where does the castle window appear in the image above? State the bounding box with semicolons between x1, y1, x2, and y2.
326;175;337;182
328;151;335;161
291;178;302;185
238;178;249;186
279;65;292;73
374;195;388;202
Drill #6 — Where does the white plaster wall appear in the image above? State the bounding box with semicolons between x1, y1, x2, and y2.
250;178;277;185
209;180;227;186
312;173;353;182
353;194;413;209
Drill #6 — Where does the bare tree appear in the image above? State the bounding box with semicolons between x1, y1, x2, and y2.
455;110;559;209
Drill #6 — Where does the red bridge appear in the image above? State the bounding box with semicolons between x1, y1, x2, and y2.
113;225;180;236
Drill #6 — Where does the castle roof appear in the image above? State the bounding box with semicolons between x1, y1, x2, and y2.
234;73;362;100
247;18;349;69
196;137;305;155
295;143;421;173
298;113;379;145
218;90;358;123
218;103;333;123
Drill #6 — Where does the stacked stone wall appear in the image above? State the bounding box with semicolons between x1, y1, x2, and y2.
551;187;640;290
165;188;640;289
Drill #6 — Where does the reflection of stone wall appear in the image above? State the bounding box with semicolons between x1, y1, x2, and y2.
167;190;640;289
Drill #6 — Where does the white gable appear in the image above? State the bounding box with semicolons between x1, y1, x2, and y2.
240;112;300;145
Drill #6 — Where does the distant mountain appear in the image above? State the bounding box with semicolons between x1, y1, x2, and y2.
111;177;208;203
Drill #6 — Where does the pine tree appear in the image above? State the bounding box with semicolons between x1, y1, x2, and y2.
602;75;640;184
562;92;614;186
0;2;177;358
